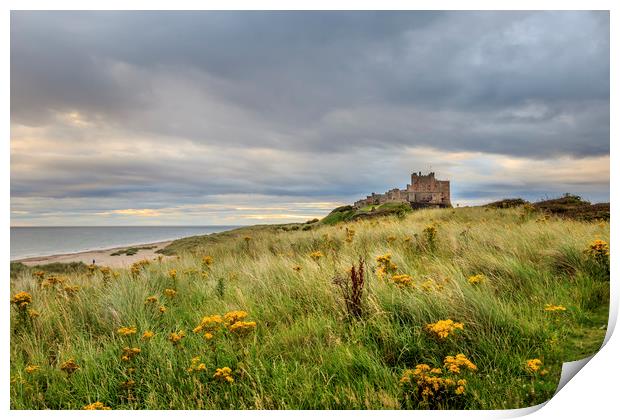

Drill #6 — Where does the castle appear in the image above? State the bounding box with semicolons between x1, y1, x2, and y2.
354;171;451;209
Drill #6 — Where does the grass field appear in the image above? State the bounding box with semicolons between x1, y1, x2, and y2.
10;205;610;409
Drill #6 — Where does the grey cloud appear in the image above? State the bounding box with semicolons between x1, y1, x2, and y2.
11;11;609;156
10;11;610;224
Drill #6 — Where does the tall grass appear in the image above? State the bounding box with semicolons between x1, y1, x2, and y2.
10;207;609;409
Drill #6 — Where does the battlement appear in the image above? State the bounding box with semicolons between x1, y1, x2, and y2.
354;171;451;209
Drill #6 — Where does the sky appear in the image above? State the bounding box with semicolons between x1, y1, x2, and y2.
10;11;610;226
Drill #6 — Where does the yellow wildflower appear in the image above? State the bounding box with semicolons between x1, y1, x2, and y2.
400;357;474;403
164;288;177;298
60;359;80;374
120;347;141;362
11;291;32;310
586;239;610;259
25;365;40;374
213;367;234;383
169;331;186;345
193;314;223;333
391;274;413;288
141;331;155;341
117;326;137;336
425;319;464;340
467;274;485;285
292;265;302;272
168;269;177;280
145;296;158;304
544;304;567;312
376;254;398;278
28;309;40;319
444;354;477;374
158;305;167;313
83;402;111;410
187;356;208;373
229;321;257;334
309;251;324;262
526;358;543;373
202;255;214;267
224;311;248;325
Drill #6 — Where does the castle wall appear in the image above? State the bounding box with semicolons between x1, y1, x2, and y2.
353;171;451;208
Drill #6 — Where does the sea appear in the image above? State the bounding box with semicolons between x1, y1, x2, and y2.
10;226;239;261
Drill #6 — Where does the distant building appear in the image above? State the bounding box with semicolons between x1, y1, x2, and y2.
354;171;451;209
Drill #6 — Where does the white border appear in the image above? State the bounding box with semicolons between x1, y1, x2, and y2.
2;1;616;419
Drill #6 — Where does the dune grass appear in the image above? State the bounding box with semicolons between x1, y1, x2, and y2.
10;206;610;409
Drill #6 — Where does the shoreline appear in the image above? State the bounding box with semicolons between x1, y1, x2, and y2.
13;240;173;268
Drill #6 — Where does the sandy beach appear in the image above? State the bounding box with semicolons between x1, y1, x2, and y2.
15;240;173;268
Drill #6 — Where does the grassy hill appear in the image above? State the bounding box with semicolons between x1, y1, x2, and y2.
10;205;609;409
485;194;609;221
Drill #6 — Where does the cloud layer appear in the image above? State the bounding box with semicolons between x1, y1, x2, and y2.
10;11;609;225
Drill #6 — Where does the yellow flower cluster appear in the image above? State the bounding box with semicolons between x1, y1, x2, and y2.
130;259;150;277
83;402;111;410
525;358;542;373
192;311;257;338
229;321;257;334
11;291;33;310
391;274;413;288
168;269;177;280
467;274;485;285
544;304;567;312
525;358;549;376
309;251;324;262
121;347;141;362
60;359;80;374
586;239;610;259
159;305;167;313
164;288;177;298
400;355;475;403
444;354;477;374
100;266;112;281
25;365;40;374
145;296;158;304
117;326;137;336
41;275;63;288
28;309;40;319
425;319;464;340
33;271;46;281
141;331;155;341
169;331;186;345
193;314;223;331
224;310;248;324
387;235;397;243
213;367;234;383
187;356;207;373
202;255;214;267
376;254;398;278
